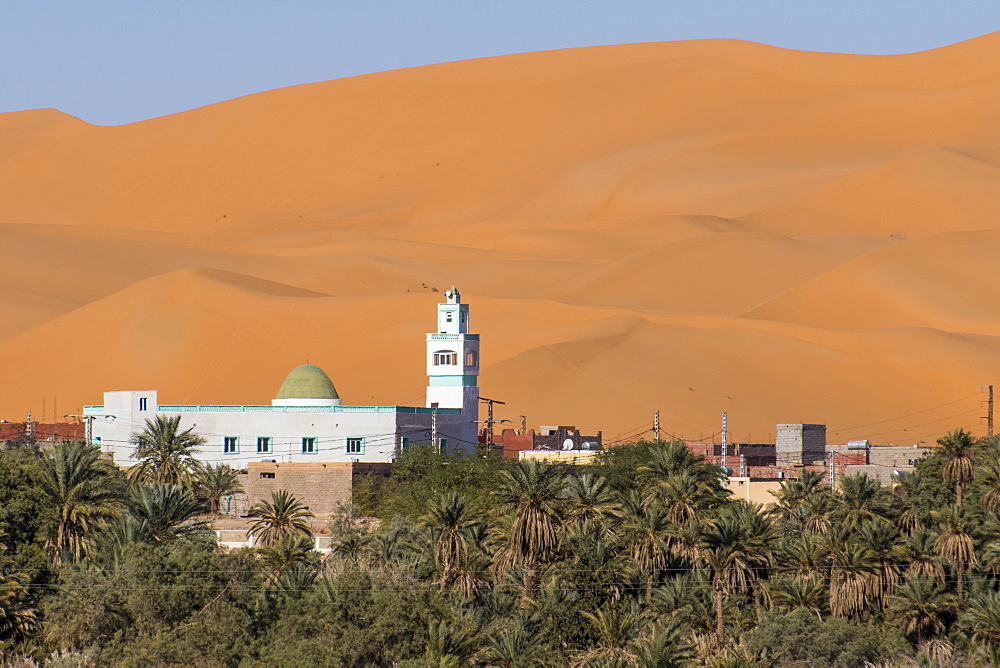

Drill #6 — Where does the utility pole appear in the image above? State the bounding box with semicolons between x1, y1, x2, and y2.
829;453;836;488
479;397;506;454
653;410;660;442
984;385;994;439
64;413;116;447
430;403;439;453
739;453;746;478
25;411;33;441
721;412;728;468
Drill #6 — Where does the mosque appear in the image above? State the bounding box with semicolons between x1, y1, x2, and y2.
88;288;480;467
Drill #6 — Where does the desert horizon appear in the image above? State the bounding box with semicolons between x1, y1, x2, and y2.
3;33;1000;445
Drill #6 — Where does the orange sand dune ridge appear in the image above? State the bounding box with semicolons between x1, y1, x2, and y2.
2;34;1000;445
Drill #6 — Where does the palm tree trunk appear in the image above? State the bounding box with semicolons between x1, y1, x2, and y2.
752;582;764;624
646;569;654;603
715;583;726;643
956;481;963;508
524;559;540;599
957;563;965;600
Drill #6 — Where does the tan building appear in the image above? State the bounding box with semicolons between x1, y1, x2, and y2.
246;461;392;515
724;477;783;506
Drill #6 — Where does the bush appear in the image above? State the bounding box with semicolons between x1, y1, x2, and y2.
744;609;909;667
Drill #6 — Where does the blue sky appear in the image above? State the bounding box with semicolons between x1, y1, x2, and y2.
2;1;999;126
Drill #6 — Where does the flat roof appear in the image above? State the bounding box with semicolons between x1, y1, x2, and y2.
84;404;461;415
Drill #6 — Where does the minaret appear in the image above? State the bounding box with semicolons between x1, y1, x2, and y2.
426;287;479;448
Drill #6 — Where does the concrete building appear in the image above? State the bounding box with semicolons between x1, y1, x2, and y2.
776;423;826;467
88;288;480;467
842;444;932;485
519;449;599;465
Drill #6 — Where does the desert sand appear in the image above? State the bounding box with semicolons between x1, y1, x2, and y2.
2;35;1000;446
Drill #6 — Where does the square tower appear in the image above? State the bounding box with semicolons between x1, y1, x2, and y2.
426;288;479;447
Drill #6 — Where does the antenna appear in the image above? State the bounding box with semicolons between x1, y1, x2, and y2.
721;412;728;466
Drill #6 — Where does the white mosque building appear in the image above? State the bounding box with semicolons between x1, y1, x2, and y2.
88;288;480;468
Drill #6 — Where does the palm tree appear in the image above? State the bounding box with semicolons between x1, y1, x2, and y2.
580;602;647;664
630;622;696;667
658;470;709;524
38;440;123;563
129;415;205;488
702;501;774;642
902;529;945;583
966;590;1000;649
128;482;206;542
481;622;560;667
767;469;827;522
937;428;979;507
259;533;316;582
330;532;372;567
424;618;481;666
0;572;37;650
767;575;826;619
248;490;314;548
564;473;621;525
856;519;902;605
491;460;566;597
933;505;977;599
979;462;1000;514
419;491;482;591
832;474;891;532
197;463;243;515
778;534;825;577
800;492;836;535
86;514;149;571
653;569;717;636
887;575;957;649
828;541;880;619
638;440;715;482
621;498;672;602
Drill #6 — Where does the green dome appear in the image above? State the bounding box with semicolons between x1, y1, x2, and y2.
275;364;340;401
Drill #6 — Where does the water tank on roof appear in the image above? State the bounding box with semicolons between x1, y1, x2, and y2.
582;441;600;450
847;440;870;450
721;466;733;477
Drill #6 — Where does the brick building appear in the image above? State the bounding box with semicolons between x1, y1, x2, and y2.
0;420;84;448
245;461;392;515
486;426;602;459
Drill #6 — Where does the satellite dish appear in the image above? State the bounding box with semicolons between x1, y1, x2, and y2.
562;438;574;451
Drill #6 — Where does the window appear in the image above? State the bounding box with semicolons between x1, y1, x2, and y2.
302;437;316;454
94;436;102;447
224;437;239;454
400;436;410;452
346;437;364;455
139;397;148;411
433;350;458;365
260;472;275;479
257;437;272;453
439;438;448;455
465;350;477;367
446;312;453;322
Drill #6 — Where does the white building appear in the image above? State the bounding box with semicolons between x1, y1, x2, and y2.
88;288;480;467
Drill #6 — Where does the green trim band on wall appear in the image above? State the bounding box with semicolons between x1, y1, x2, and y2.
429;375;478;387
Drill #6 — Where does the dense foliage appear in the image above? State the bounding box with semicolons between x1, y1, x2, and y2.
4;428;1000;665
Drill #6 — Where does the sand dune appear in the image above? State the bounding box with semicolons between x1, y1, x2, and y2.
2;34;1000;444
